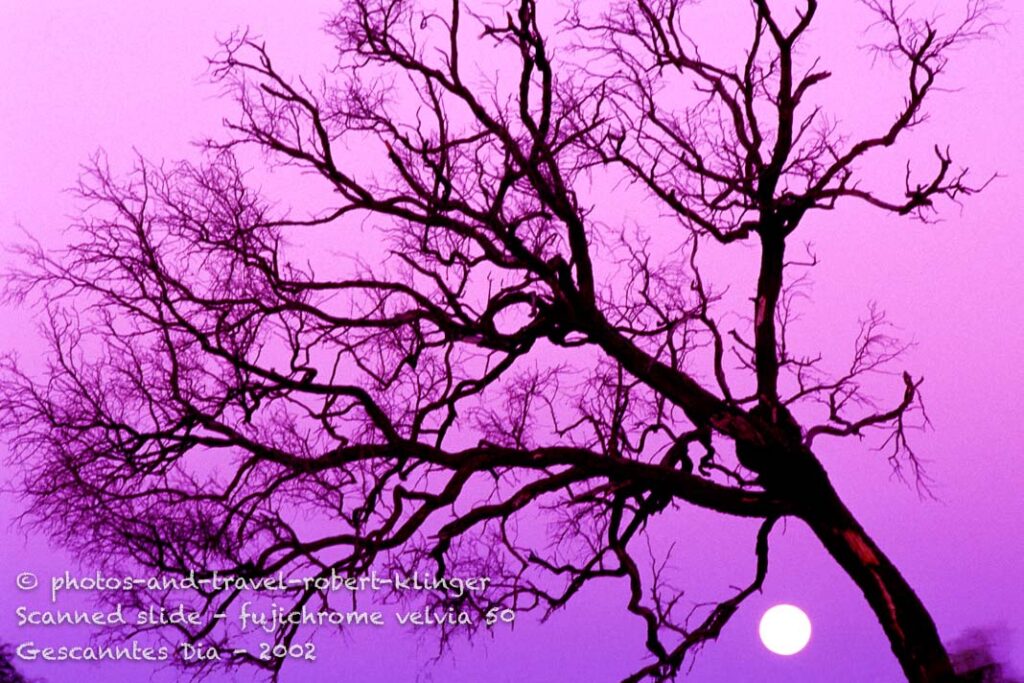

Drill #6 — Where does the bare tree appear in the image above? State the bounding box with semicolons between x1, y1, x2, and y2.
0;1;998;681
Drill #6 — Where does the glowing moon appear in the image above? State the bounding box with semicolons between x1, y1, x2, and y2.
758;604;812;655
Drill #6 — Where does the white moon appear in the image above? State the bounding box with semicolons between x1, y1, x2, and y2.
758;604;812;655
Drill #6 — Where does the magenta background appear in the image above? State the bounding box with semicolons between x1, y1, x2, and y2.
1;2;1022;682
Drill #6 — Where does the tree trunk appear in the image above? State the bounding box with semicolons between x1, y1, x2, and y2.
805;491;957;682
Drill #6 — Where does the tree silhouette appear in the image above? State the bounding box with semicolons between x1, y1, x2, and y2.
0;1;997;681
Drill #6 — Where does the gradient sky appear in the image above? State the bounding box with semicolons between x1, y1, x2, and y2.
1;2;1022;682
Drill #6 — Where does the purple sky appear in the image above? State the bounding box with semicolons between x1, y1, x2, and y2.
1;2;1022;682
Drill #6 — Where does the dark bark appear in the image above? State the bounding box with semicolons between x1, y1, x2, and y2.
753;233;786;407
0;2;997;681
802;480;957;681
